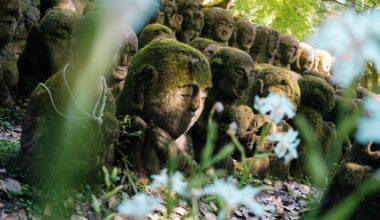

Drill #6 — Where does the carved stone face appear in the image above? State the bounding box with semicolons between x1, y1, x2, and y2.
0;0;22;47
315;49;334;76
236;21;256;52
278;35;299;65
144;84;208;139
212;48;255;100
267;30;278;56
178;0;204;32
112;28;138;81
212;11;234;43
299;49;315;71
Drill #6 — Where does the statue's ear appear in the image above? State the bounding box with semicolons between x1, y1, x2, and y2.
131;65;159;111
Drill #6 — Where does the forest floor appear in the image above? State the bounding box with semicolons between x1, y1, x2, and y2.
0;105;321;220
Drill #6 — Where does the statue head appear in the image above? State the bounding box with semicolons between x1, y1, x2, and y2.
296;42;315;72
201;7;223;37
277;35;299;66
314;49;335;76
250;26;279;64
0;0;22;48
177;0;204;33
161;0;176;16
189;37;221;60
111;26;138;82
210;47;255;100
254;64;301;109
118;39;212;139
139;23;176;49
232;20;256;52
40;0;86;17
211;9;234;44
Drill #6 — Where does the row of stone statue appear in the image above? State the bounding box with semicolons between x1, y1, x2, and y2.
1;1;379;218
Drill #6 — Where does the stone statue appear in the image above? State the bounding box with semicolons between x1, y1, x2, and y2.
274;35;299;70
209;9;234;46
107;26;138;99
15;12;120;187
139;23;176;49
313;49;335;76
153;0;183;33
0;61;18;109
190;47;255;171
189;37;222;60
292;42;316;73
18;8;79;97
250;26;279;65
229;19;257;53
117;39;212;176
15;0;40;42
201;7;223;38
291;75;336;177
176;0;204;44
319;140;380;219
40;0;87;17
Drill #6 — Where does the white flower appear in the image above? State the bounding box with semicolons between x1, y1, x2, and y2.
215;101;224;113
203;180;265;217
356;95;380;144
253;93;295;124
118;193;160;218
308;9;380;87
228;121;238;135
150;169;187;196
267;129;300;164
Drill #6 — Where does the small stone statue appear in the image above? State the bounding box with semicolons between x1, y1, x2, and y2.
313;49;335;76
201;7;223;38
18;8;79;97
250;26;279;64
189;37;221;61
292;42;316;73
153;0;183;33
107;26;138;99
15;13;120;187
176;0;204;44
139;23;176;49
274;35;299;70
229;19;257;53
117;39;212;176
209;9;234;46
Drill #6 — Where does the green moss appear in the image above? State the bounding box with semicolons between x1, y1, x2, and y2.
211;47;253;69
0;140;20;167
254;64;301;109
1;60;18;88
139;24;176;49
189;37;217;52
298;75;335;113
118;39;212;115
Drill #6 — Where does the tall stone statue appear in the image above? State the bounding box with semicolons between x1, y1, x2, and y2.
15;12;120;188
176;0;204;44
117;39;212;176
250;26;279;64
209;9;234;46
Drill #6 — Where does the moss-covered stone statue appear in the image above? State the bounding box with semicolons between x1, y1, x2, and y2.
176;0;204;44
14;13;119;187
313;49;335;76
291;42;316;73
153;0;183;33
190;47;255;171
107;26;138;99
208;9;234;46
291;75;336;177
138;23;176;49
319;140;380;219
189;37;222;61
40;0;87;17
201;7;223;38
273;35;299;70
117;39;212;176
0;0;23;60
229;20;256;53
250;26;279;64
18;8;79;97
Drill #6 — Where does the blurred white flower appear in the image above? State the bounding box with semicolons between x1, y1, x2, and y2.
150;169;187;196
356;95;380;144
228;121;238;135
253;93;295;124
118;193;160;218
308;9;380;87
215;101;224;113
203;180;265;217
267;129;300;164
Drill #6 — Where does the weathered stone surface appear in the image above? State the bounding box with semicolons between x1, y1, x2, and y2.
229;19;256;53
250;26;279;64
139;23;175;49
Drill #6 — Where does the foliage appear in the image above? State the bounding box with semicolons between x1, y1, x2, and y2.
0;140;20;167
